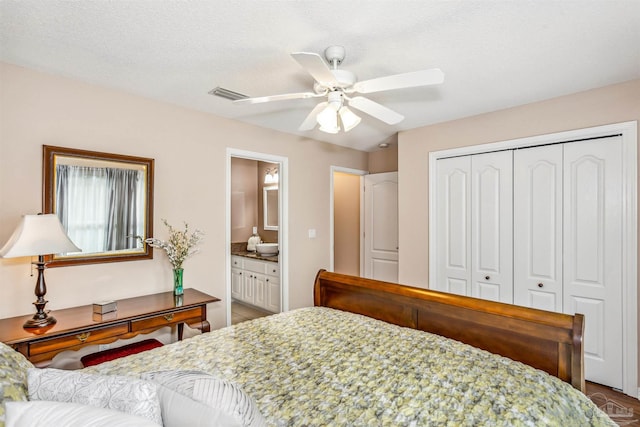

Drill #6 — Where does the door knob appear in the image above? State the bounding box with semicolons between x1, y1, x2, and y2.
538;283;544;288
485;275;490;280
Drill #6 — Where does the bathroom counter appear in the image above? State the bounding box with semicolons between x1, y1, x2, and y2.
231;248;279;263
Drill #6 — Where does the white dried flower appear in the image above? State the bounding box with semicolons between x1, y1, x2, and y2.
141;219;204;269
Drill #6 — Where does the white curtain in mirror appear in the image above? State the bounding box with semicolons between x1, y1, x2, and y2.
56;165;145;254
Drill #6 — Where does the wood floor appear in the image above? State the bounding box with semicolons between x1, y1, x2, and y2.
586;382;639;426
231;301;272;325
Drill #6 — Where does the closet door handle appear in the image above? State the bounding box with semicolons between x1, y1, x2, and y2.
537;283;544;288
485;275;490;281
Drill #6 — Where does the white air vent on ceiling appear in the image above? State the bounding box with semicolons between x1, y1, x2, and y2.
208;87;248;101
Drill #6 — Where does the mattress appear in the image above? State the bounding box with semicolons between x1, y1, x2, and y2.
83;307;614;426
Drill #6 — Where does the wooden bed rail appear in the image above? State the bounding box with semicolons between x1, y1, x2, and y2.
313;270;585;392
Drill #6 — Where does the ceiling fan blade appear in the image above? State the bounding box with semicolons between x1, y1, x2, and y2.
291;52;339;88
298;102;327;131
352;68;444;94
233;91;320;105
348;96;404;125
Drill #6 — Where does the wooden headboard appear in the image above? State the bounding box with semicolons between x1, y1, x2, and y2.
313;270;585;392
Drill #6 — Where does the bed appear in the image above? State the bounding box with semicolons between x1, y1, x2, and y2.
1;270;614;426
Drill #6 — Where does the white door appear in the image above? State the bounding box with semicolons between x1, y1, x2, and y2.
435;156;471;296
513;145;563;312
363;172;398;282
471;151;513;303
435;153;512;302
563;136;624;389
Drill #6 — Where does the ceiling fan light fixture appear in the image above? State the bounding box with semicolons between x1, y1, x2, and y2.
338;106;361;132
232;46;444;137
317;104;339;133
319;124;340;134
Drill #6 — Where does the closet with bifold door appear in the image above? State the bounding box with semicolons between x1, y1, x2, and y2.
435;150;513;303
434;134;624;390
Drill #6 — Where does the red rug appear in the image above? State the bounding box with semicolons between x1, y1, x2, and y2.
81;338;163;367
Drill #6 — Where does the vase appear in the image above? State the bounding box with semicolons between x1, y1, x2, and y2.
173;268;184;296
174;294;183;307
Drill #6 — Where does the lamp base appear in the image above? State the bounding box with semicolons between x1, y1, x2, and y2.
23;313;57;328
23;257;57;328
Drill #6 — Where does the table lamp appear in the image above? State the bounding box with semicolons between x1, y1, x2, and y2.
0;214;81;328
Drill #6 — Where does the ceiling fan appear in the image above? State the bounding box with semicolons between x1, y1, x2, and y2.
233;46;444;133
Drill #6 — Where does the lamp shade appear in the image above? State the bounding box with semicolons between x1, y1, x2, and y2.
338;106;361;132
317;105;339;133
0;214;81;258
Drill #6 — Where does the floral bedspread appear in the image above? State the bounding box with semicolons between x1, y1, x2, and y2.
84;307;614;426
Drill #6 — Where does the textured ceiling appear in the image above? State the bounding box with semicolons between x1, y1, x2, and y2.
1;1;639;152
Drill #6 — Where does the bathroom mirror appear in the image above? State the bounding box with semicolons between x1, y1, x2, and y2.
263;186;279;231
43;145;154;267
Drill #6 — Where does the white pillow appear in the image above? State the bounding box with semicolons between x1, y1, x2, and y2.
27;368;162;425
142;370;266;427
151;379;245;427
5;401;159;427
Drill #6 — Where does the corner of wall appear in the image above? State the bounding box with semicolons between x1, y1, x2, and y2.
368;144;398;173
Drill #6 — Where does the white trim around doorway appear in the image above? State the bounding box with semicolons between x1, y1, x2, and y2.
226;148;289;326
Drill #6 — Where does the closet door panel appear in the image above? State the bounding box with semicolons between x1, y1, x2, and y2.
435;156;471;296
471;151;513;303
513;145;563;311
563;136;623;389
528;291;558;312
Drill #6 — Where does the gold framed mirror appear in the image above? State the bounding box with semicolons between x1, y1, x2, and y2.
43;145;154;267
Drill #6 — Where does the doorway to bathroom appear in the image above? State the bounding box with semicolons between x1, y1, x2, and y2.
226;148;288;326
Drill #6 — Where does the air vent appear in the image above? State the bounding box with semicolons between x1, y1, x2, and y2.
208;87;248;101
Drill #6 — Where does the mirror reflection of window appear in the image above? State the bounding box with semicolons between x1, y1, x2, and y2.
43;145;154;267
55;162;145;255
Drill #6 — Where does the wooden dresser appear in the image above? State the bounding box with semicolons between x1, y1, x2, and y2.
0;288;219;364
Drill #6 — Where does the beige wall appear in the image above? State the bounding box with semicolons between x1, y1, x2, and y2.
333;172;360;276
230;157;258;243
368;144;398;173
229;159;278;244
0;62;368;328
